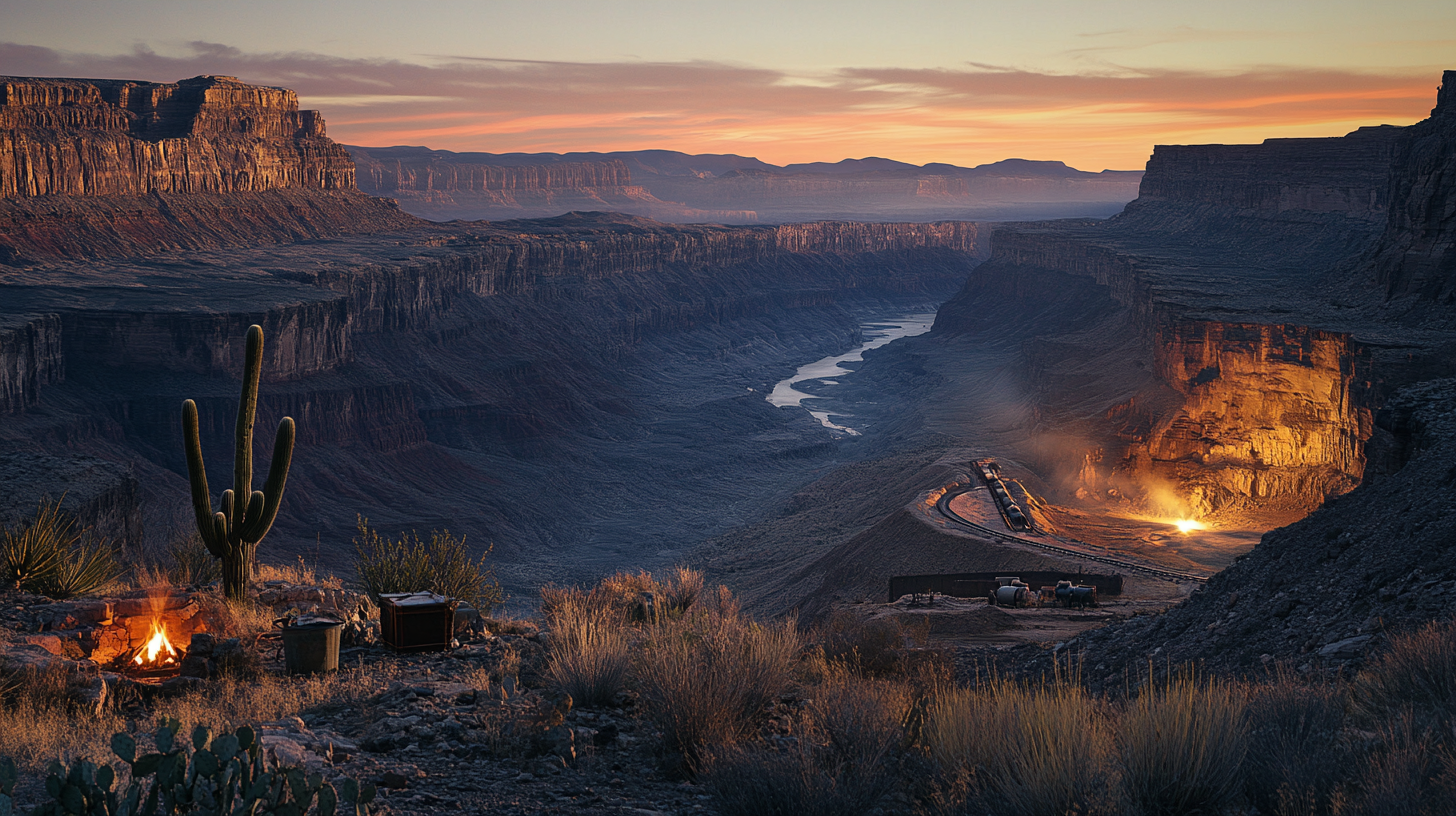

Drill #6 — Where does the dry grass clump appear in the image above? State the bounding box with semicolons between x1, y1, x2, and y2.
254;555;342;589
560;566;706;622
813;611;928;677
927;672;1115;816
0;664;122;771
636;593;801;769
1243;676;1349;816
703;669;911;816
1349;620;1456;734
0;661;398;774
543;588;631;706
1118;671;1248;816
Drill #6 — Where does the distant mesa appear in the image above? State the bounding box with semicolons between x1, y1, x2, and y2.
346;145;1146;225
0;74;419;261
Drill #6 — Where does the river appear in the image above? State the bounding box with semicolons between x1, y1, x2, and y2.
767;311;938;435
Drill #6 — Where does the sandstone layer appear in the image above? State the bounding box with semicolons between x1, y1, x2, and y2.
932;72;1456;521
349;146;755;224
0;75;417;261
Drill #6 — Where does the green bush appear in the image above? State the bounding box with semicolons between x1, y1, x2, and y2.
352;516;502;613
2;499;122;599
4;718;375;816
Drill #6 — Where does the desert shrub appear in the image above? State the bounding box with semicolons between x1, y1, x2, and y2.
703;670;909;816
543;590;631;706
165;528;221;586
1117;672;1247;816
1338;715;1446;816
254;554;342;589
1243;676;1349;816
662;566;704;613
926;674;1115;816
1349;621;1456;738
813;611;927;677
2;499;122;598
636;598;801;770
352;515;502;613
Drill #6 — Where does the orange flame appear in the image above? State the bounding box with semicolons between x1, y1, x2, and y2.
132;620;180;667
1173;519;1207;535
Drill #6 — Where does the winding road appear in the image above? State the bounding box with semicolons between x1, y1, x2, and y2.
934;486;1211;584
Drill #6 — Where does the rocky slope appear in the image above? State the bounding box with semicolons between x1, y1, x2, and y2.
1001;377;1456;687
0;75;417;260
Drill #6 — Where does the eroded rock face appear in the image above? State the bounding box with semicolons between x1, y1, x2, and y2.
1374;70;1456;300
0;313;62;413
0;75;419;260
0;75;353;196
1141;322;1372;513
933;72;1456;519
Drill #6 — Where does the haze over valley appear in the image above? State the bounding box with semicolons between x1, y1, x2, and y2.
2;4;1456;813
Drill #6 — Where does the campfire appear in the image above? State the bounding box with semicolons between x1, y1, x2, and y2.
120;617;186;679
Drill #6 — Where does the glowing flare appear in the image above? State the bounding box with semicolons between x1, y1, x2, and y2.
1173;519;1207;534
132;620;180;667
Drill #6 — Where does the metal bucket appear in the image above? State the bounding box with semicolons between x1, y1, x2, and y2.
281;621;343;674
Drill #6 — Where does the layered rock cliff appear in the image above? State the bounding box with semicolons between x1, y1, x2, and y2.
933;74;1456;521
0;75;418;260
1373;70;1456;301
348;147;1143;225
348;146;755;224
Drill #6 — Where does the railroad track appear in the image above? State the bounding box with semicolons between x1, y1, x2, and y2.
935;486;1210;584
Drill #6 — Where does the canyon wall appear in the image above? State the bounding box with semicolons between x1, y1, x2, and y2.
0;75;355;196
349;146;755;224
1373;71;1456;301
934;77;1456;519
0;75;418;260
1135;127;1401;219
1138;321;1372;514
0;313;63;413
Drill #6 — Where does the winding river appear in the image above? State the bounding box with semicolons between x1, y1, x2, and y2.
767;312;937;435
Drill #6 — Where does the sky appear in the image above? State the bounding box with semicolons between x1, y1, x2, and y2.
0;0;1451;170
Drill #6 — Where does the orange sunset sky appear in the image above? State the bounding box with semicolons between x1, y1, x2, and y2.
1;0;1451;170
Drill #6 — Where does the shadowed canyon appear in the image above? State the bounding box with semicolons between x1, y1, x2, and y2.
2;68;1456;649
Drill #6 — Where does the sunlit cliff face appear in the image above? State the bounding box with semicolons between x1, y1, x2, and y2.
1074;321;1371;521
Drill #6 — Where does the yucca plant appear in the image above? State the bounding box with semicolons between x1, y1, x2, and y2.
2;498;121;598
32;536;123;599
1;498;69;589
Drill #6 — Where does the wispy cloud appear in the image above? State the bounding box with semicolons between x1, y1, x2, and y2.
0;42;1440;169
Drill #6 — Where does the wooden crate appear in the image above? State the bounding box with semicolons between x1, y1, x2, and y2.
378;592;457;652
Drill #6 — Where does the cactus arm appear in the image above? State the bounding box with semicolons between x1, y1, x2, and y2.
182;399;228;557
233;325;264;534
211;513;229;549
242;491;265;538
220;490;235;544
240;417;294;544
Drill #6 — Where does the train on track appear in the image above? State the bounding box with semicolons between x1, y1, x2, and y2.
978;460;1033;532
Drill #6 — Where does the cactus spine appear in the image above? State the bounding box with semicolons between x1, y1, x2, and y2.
182;324;295;601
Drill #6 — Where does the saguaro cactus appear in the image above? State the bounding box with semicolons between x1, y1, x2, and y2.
182;324;296;601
